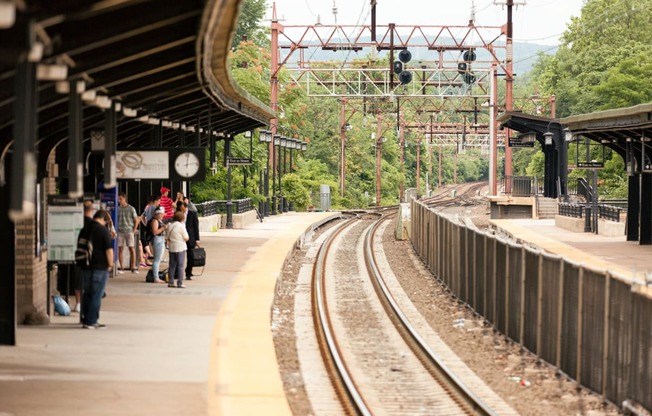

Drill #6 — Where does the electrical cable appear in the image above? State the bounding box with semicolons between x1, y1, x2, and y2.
303;0;317;18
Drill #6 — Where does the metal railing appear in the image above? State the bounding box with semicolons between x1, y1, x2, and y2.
558;203;583;218
411;199;652;413
565;178;592;202
500;176;543;196
598;205;622;222
558;203;622;223
195;198;254;217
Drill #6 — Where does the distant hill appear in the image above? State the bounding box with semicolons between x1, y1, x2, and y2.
280;35;556;76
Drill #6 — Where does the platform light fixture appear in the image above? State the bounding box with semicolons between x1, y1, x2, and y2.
55;80;86;94
0;2;16;29
36;64;68;81
563;127;574;142
81;90;97;102
259;130;272;143
122;107;137;117
543;131;554;146
94;95;112;110
27;42;43;62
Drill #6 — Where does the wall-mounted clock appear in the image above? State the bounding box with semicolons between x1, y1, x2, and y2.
174;151;200;178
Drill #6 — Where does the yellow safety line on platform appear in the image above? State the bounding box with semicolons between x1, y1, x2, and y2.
207;213;334;416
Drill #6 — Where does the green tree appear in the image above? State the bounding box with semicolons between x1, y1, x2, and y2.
233;0;268;47
281;173;311;211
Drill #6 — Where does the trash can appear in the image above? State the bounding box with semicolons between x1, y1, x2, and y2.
512;176;532;196
319;184;331;211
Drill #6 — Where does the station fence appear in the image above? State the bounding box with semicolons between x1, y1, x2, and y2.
195;198;254;216
411;199;651;412
558;202;623;223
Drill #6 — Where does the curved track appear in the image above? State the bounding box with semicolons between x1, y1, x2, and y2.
311;207;499;415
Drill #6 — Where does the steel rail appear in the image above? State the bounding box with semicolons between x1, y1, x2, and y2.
311;214;373;416
363;210;499;416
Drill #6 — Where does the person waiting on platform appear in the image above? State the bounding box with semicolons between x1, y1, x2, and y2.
175;191;185;209
78;209;114;329
159;187;175;223
140;195;159;263
183;197;200;280
149;207;168;284
117;192;139;274
166;211;189;288
73;199;96;314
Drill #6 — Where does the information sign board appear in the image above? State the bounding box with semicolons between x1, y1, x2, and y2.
47;196;84;262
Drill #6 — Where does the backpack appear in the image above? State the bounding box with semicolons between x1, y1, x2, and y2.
142;219;152;245
52;294;71;316
145;218;157;244
75;224;94;268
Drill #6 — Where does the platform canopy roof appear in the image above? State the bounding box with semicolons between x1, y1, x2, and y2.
497;112;562;139
561;103;652;142
561;103;652;163
0;0;273;157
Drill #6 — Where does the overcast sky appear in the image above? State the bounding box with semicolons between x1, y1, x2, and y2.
266;0;585;45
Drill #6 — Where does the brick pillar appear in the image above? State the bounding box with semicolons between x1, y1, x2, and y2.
16;151;58;324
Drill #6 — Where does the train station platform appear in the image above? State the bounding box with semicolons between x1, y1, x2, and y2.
0;212;333;416
491;218;652;284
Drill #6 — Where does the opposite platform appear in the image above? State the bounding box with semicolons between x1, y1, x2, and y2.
491;218;652;284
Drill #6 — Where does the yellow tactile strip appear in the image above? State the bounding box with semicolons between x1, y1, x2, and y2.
208;213;335;416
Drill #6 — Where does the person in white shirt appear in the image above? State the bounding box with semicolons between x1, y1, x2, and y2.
166;211;189;288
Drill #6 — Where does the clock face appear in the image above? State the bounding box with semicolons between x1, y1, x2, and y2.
174;152;200;178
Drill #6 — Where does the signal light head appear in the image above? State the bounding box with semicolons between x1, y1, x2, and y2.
393;61;403;74
463;72;476;84
399;70;412;85
398;49;412;63
463;50;476;62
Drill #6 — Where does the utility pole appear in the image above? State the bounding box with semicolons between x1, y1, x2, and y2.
504;0;515;179
453;145;458;184
270;2;281;214
399;114;405;202
376;112;383;207
416;136;421;197
490;65;498;195
370;0;376;42
340;98;346;196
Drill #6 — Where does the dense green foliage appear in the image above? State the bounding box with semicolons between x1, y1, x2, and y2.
232;0;268;47
511;0;652;198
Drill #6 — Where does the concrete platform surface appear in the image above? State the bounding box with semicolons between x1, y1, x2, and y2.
0;212;334;416
491;219;652;283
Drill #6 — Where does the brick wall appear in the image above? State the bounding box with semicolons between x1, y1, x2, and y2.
15;151;57;323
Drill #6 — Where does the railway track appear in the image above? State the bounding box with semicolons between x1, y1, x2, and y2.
422;182;486;210
310;209;503;415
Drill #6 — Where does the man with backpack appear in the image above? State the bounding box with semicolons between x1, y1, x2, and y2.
76;209;114;329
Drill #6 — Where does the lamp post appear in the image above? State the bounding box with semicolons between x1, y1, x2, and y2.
272;133;280;215
287;138;299;211
259;130;272;216
225;134;234;229
279;135;287;213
